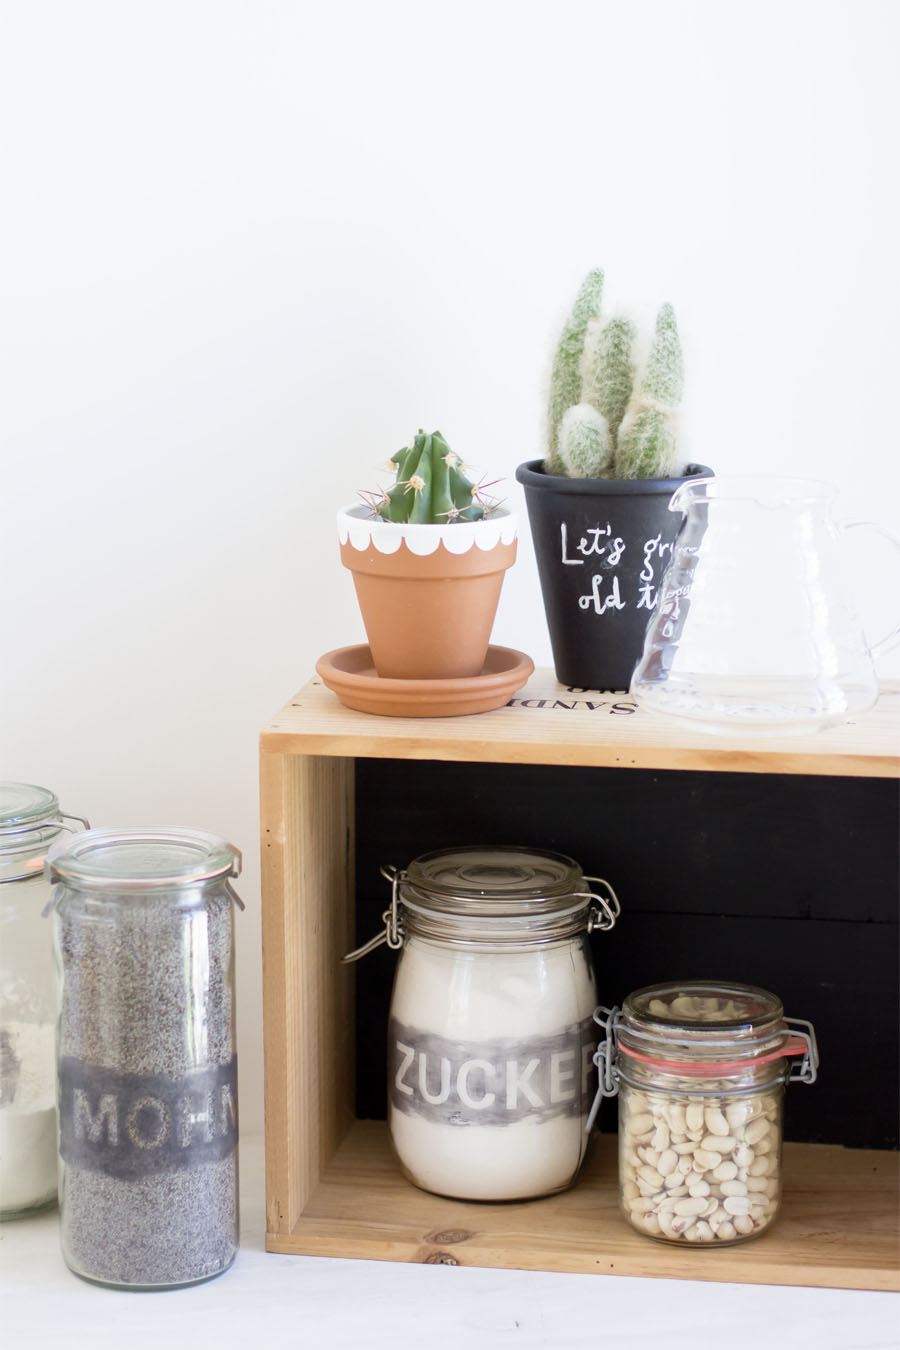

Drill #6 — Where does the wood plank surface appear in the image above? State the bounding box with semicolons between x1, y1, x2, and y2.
259;752;356;1234
266;1122;900;1291
261;673;900;778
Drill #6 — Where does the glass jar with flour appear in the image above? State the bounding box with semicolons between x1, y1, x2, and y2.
47;827;242;1289
590;981;819;1245
0;783;88;1219
346;846;619;1201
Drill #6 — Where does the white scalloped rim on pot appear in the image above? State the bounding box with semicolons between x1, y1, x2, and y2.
337;504;518;556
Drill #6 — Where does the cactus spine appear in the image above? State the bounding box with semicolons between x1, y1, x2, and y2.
545;272;684;480
546;268;604;474
363;429;493;524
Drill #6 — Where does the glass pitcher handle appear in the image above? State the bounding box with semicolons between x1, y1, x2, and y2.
842;520;900;658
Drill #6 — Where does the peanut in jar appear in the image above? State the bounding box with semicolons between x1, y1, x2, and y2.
619;1079;782;1243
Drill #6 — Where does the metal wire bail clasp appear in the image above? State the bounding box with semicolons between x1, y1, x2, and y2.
341;864;406;965
584;1003;622;1133
583;876;621;933
7;812;92;890
224;883;246;912
784;1016;820;1085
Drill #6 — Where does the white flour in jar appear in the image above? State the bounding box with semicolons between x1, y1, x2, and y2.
0;1021;57;1215
388;937;597;1201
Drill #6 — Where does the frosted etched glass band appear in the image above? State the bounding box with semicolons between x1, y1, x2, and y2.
337;505;518;556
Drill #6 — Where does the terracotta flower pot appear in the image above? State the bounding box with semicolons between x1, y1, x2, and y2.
338;506;518;680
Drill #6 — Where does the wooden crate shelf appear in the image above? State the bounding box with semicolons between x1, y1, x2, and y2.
274;1123;899;1292
259;672;900;1291
261;671;900;777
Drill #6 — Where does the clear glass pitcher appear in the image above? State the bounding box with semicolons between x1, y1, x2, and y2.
631;476;900;733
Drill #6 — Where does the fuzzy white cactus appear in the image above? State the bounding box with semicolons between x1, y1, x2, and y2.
580;315;636;440
546;268;605;474
615;304;683;479
557;403;614;478
545;274;684;480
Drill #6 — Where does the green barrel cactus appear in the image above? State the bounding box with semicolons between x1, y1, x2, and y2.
545;272;684;480
362;429;494;524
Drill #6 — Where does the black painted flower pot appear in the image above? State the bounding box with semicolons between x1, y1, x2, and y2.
515;460;713;692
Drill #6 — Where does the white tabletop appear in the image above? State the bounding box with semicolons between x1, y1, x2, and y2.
2;1134;896;1349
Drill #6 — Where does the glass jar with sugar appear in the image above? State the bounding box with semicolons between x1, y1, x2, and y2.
0;783;89;1220
346;846;619;1201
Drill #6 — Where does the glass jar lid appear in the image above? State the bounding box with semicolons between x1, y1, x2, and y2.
0;781;70;883
404;846;584;912
618;981;787;1068
343;847;619;961
47;827;241;891
0;782;61;846
398;845;601;944
589;981;818;1124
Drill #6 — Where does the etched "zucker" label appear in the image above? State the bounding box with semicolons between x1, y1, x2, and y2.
58;1057;238;1180
388;1018;595;1126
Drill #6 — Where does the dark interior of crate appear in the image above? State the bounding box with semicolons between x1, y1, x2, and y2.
354;759;898;1149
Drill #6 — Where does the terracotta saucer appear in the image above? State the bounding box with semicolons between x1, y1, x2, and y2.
315;644;535;718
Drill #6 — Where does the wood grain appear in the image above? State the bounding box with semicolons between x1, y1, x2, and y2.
261;673;900;778
267;1123;900;1291
260;751;356;1234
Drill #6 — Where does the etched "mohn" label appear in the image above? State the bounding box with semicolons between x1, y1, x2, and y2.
388;1018;595;1127
58;1056;238;1179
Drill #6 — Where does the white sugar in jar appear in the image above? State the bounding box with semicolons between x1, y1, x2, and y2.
1;783;89;1220
349;847;619;1202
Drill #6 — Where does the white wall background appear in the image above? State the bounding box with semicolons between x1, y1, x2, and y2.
3;0;898;1134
